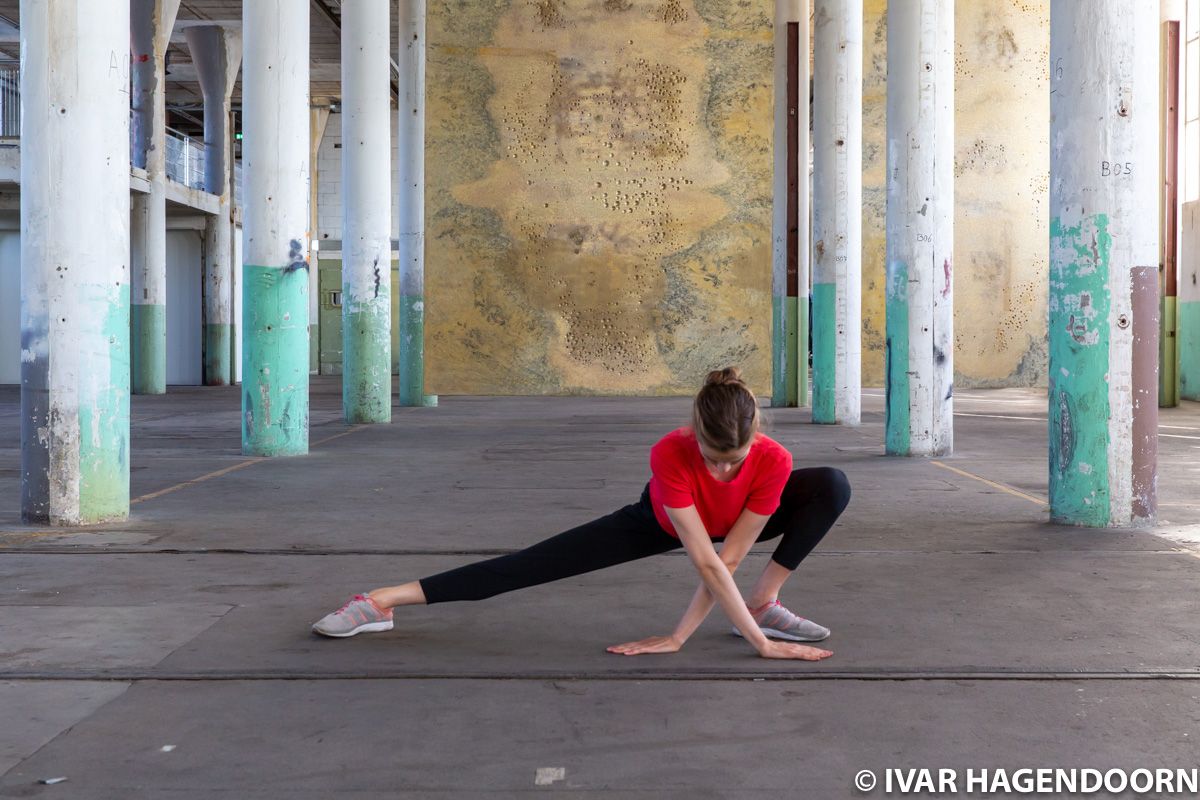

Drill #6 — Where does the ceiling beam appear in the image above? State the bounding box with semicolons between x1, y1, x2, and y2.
310;0;400;105
168;107;206;129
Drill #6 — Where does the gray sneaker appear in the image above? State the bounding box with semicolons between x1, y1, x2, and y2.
733;600;830;642
312;594;394;638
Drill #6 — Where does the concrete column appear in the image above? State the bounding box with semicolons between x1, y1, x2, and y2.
1181;201;1200;400
309;105;330;375
130;0;180;395
397;0;437;407
771;0;809;408
20;0;131;524
1049;0;1159;526
242;0;310;456
185;24;242;387
884;0;953;457
811;0;862;426
341;0;392;423
1160;14;1181;406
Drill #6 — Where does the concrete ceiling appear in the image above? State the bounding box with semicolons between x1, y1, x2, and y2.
0;0;398;136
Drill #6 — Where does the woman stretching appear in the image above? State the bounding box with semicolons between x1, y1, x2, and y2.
313;367;851;661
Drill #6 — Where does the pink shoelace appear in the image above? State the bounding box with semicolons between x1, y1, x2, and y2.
337;594;373;615
750;599;807;622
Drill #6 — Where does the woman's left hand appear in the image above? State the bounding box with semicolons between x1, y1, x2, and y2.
606;635;682;656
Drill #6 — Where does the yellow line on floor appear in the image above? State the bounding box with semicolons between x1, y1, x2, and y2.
130;458;265;505
311;427;368;447
130;425;367;506
931;460;1049;508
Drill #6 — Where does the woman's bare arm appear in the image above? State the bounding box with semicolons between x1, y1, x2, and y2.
607;505;831;661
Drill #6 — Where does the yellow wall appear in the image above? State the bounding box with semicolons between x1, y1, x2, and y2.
427;0;1050;395
427;0;774;395
861;0;1050;387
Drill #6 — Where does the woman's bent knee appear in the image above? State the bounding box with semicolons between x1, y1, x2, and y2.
819;467;851;514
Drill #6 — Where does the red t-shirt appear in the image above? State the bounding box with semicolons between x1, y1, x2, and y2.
648;428;793;538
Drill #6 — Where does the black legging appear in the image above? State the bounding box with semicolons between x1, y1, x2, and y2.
419;467;852;604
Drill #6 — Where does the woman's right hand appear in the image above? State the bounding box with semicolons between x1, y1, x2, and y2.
758;640;833;661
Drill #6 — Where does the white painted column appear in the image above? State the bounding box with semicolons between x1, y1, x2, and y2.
241;0;311;456
397;0;436;407
1049;0;1159;526
771;0;809;408
130;0;180;395
20;0;131;523
884;0;954;456
811;0;863;425
185;24;242;387
341;0;392;423
309;105;330;376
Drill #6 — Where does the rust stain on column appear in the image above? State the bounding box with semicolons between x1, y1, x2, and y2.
1130;265;1159;521
786;20;798;298
1163;21;1179;300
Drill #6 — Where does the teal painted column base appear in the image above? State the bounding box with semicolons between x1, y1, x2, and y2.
884;263;911;455
771;295;799;407
343;305;392;424
1048;214;1113;527
811;283;836;423
131;303;166;395
78;288;131;523
204;323;232;386
242;264;310;457
398;293;437;407
1179;300;1200;401
797;296;809;408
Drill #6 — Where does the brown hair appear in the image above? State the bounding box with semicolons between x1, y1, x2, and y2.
691;367;760;452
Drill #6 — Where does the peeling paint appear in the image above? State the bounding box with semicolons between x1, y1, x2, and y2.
884;0;953;456
203;323;232;386
21;0;132;524
1180;202;1200;400
885;261;911;454
398;0;434;406
1180;300;1200;399
862;0;1049;389
242;264;310;456
341;0;393;424
129;0;178;397
78;287;131;521
1048;213;1112;526
189;25;238;386
131;303;165;394
811;282;837;422
810;0;862;425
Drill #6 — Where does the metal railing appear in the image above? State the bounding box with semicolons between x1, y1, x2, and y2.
0;61;18;138
2;63;240;206
164;126;206;191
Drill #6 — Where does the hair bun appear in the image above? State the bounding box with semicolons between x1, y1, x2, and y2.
704;366;744;388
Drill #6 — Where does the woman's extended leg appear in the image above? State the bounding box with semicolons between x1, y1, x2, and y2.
372;488;680;608
314;489;679;636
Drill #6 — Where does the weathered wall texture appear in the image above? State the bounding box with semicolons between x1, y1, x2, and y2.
425;0;774;395
861;0;1050;388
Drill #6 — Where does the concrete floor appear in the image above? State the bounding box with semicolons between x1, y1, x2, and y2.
1;378;1200;798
